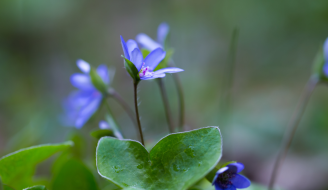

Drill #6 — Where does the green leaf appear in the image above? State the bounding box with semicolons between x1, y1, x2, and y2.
90;68;108;93
3;185;15;190
51;159;99;190
122;56;139;82
97;127;222;190
90;129;115;140
23;185;47;190
0;141;73;189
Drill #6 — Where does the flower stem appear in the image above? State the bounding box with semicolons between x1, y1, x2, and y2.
268;76;319;190
169;60;185;132
133;82;145;145
157;78;175;133
107;88;138;128
104;100;123;139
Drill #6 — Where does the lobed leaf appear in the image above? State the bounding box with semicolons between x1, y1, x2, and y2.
97;127;222;190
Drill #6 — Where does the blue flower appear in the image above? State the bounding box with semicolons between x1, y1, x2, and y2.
62;59;109;129
99;120;123;140
136;22;169;51
120;35;183;80
323;38;328;76
212;163;251;190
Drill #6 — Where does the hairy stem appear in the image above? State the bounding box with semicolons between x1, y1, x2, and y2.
268;76;319;190
157;78;175;133
133;82;145;145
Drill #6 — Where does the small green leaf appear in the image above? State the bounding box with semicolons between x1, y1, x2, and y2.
122;56;139;82
97;127;222;190
105;113;123;139
0;141;73;189
23;185;47;190
51;159;99;190
90;129;114;140
141;49;151;58
90;68;108;93
154;48;174;71
220;161;237;168
311;47;325;79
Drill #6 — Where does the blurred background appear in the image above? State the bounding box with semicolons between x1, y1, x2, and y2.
1;0;328;189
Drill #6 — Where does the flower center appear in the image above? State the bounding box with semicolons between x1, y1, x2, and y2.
216;172;235;188
139;63;154;78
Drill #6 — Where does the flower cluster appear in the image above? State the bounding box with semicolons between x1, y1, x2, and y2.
62;59;109;128
120;36;183;81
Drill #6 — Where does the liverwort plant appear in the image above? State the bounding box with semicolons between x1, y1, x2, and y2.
62;59;109;128
63;59;136;132
212;163;250;190
120;35;183;145
136;23;185;133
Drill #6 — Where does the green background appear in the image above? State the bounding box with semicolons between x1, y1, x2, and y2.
1;0;328;189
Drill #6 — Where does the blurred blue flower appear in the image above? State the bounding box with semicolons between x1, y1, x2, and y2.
212;163;250;190
62;59;109;128
98;120;123;139
323;38;328;76
136;22;169;51
120;35;183;80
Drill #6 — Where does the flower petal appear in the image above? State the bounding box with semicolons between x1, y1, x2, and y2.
157;22;170;46
154;67;184;74
323;62;328;77
136;33;162;51
144;48;166;71
99;120;110;129
120;35;130;60
127;39;139;56
213;183;224;190
75;93;103;128
231;174;251;188
140;73;165;80
61;90;96;127
324;37;328;60
70;74;94;90
130;48;143;71
212;167;228;184
213;183;235;190
227;163;244;173
97;64;110;84
76;59;90;73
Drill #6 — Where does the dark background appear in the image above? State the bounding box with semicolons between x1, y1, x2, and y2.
1;1;328;189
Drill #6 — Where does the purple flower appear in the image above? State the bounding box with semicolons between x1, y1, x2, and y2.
99;120;123;139
120;35;183;80
136;22;170;51
212;163;250;190
62;59;109;129
323;38;328;76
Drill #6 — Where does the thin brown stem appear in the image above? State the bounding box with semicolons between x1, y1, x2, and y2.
133;82;144;145
268;76;319;190
157;78;175;133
